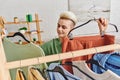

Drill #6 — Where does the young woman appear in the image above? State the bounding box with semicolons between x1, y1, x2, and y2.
41;11;108;57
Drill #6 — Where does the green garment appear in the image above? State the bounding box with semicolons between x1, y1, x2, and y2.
41;38;62;65
3;37;47;80
41;38;62;55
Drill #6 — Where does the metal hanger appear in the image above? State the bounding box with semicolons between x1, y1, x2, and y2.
61;62;95;80
86;59;107;71
86;47;107;71
47;66;69;80
59;51;95;80
68;18;118;40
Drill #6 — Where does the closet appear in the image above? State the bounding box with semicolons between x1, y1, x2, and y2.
0;33;120;80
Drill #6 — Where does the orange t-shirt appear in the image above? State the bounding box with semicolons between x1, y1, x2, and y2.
62;34;115;73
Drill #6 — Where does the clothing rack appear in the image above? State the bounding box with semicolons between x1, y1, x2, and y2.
0;35;120;80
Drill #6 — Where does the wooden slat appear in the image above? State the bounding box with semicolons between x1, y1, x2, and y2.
5;20;42;24
6;44;120;69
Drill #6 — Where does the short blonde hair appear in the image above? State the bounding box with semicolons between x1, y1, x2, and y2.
59;11;77;25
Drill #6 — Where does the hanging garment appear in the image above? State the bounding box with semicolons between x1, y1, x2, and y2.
16;69;26;80
92;52;120;76
62;34;115;73
47;63;81;80
28;66;45;80
72;61;120;80
3;37;47;80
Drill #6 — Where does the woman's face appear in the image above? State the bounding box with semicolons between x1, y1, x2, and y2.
57;18;74;38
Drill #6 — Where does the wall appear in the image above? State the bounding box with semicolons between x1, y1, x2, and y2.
110;0;120;44
68;0;110;37
108;0;120;50
0;0;68;42
0;0;120;42
68;0;120;39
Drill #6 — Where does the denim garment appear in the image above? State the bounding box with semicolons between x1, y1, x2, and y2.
47;63;80;80
92;52;120;76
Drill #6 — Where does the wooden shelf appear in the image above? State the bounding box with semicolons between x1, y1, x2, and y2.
5;20;42;24
7;30;44;36
5;13;43;45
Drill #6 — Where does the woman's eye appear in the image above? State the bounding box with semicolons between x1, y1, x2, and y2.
62;26;67;29
57;24;60;28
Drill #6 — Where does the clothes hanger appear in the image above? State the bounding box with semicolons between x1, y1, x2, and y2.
59;52;95;80
61;62;95;80
27;58;47;80
35;57;48;80
16;69;26;80
29;67;46;80
86;59;107;71
68;18;118;40
47;66;69;80
7;32;30;43
86;47;107;71
16;60;26;80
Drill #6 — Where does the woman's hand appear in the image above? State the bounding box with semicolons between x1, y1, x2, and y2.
97;18;108;35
